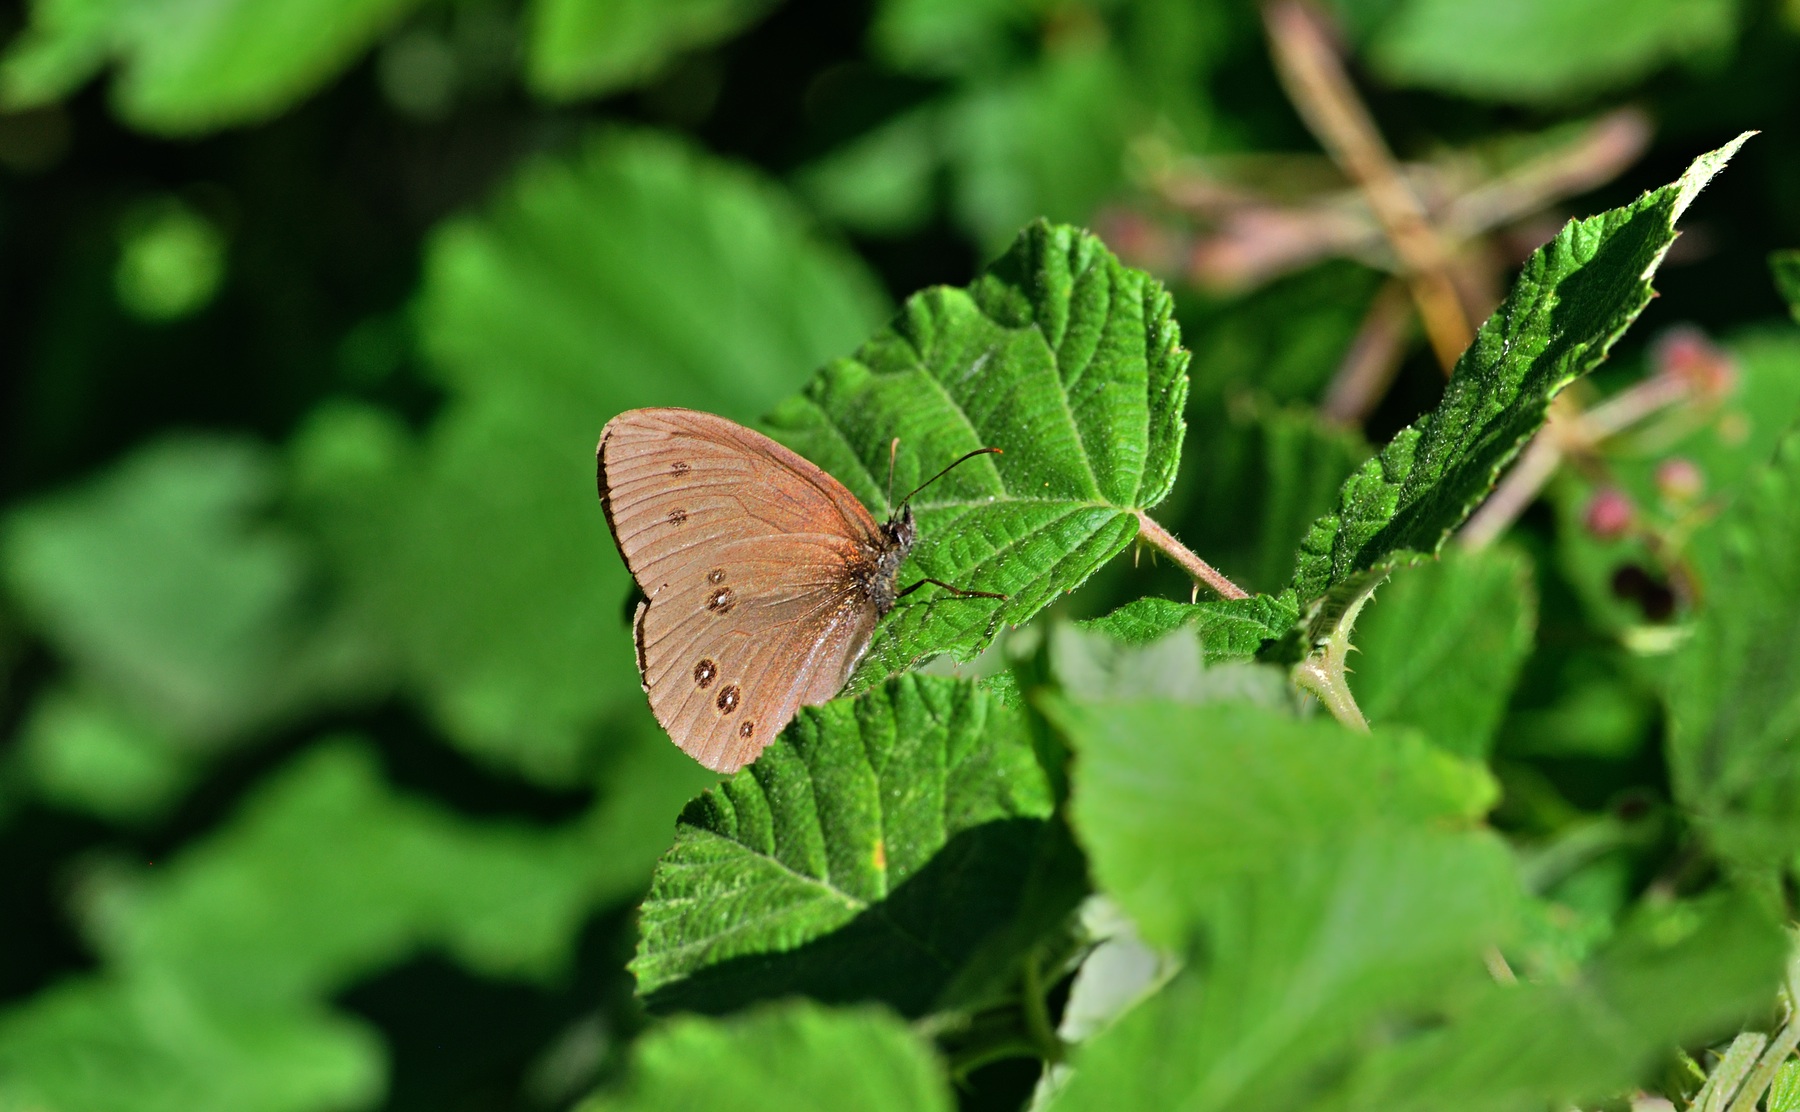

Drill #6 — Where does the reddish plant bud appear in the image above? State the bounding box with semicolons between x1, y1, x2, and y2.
1652;326;1738;399
1655;457;1705;502
1584;487;1635;540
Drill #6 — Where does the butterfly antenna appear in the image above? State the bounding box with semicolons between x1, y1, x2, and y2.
887;437;900;508
897;447;1002;508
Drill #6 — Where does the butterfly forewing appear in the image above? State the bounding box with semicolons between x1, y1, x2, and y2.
599;408;887;771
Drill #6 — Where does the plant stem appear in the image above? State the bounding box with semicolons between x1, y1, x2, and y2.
1723;959;1800;1112
1263;0;1473;371
1135;512;1249;600
1020;951;1065;1064
1290;579;1377;732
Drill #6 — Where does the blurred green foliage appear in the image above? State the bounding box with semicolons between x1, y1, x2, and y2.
4;0;1800;1110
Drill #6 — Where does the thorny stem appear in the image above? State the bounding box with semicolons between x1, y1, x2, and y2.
1290;584;1375;732
1134;512;1249;601
1263;0;1474;372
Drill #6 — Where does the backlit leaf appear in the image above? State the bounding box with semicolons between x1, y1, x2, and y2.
579;1002;954;1112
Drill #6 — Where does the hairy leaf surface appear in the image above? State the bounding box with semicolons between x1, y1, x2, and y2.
770;221;1189;692
632;675;1078;1016
1291;137;1747;641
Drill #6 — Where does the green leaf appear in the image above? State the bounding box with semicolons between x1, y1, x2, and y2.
1047;697;1497;948
1318;894;1787;1112
526;0;779;101
943;45;1141;250
768;220;1189;692
869;0;1032;78
1350;546;1537;758
0;0;428;133
1666;428;1800;885
419;129;887;419
18;685;196;822
0;735;707;1112
1047;622;1289;707
632;675;1076;1017
1773;250;1800;322
299;131;887;781
803;42;1144;248
579;1002;954;1112
1291;137;1748;642
0;978;383;1112
1044;830;1519;1112
0;435;381;745
1080;593;1299;659
1358;0;1739;106
1771;1057;1800;1112
795;108;941;237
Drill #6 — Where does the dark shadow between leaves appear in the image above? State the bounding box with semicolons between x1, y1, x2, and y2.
643;815;1085;1018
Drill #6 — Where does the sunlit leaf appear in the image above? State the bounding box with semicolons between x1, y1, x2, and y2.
1047;696;1497;948
18;685;195;822
0;735;707;1112
1291;137;1748;643
526;0;777;101
1318;895;1786;1112
1079;593;1299;660
769;220;1189;691
0;435;381;745
579;1002;954;1112
0;0;430;133
632;675;1079;1016
298;131;887;782
1044;831;1517;1112
1358;0;1739;106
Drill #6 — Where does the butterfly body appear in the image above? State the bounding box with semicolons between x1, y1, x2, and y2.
598;408;925;772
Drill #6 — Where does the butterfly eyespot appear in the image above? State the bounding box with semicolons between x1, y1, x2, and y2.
666;508;688;526
670;461;691;475
716;685;741;713
738;720;754;738
708;568;726;584
706;586;736;613
693;659;717;688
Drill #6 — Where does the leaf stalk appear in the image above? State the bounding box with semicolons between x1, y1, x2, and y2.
1133;512;1249;601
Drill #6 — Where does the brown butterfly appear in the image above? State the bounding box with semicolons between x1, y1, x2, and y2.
597;407;1005;772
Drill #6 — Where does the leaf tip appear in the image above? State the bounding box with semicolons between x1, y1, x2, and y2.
1671;132;1755;223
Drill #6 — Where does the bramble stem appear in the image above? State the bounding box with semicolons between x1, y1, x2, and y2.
1290;580;1376;732
1134;513;1249;601
1264;0;1473;372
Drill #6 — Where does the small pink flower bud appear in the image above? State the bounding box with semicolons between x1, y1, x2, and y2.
1653;326;1737;399
1655;457;1704;503
1584;488;1635;540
